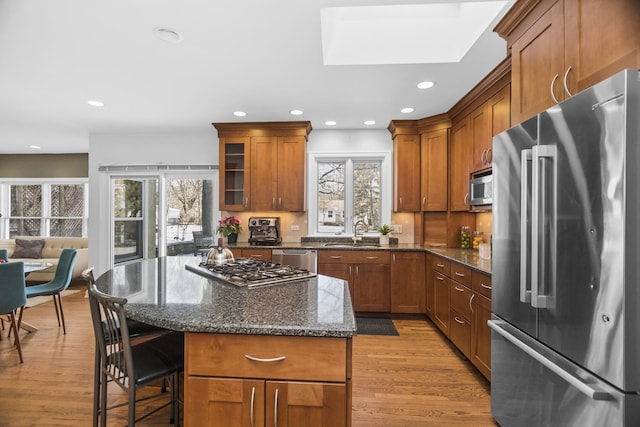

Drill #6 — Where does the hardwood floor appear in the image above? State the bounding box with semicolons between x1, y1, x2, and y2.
0;284;497;426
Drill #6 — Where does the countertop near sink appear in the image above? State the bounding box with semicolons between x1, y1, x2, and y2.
227;242;491;274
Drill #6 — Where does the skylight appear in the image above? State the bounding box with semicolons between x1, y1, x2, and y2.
320;1;508;65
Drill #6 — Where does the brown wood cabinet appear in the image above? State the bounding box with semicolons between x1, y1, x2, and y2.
393;134;421;212
499;0;640;124
426;254;492;380
470;103;491;173
449;118;472;211
318;250;390;313
470;270;492;380
214;122;311;212
251;136;306;212
219;137;251;211
420;128;449;211
185;333;351;427
390;251;425;313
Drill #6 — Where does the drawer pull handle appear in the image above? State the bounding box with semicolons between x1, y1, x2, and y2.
436;276;444;281
365;256;379;260
250;386;256;427
454;316;465;324
329;256;343;259
436;263;445;268
274;387;279;427
245;355;286;363
454;286;465;292
454;272;465;277
481;283;492;290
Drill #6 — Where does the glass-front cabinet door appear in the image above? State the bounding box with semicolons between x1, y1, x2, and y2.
219;137;250;211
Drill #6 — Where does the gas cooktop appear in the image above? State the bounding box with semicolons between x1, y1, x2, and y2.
185;258;316;288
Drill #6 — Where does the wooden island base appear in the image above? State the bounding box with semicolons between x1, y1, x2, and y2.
185;333;352;427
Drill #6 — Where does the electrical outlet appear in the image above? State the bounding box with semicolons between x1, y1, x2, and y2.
392;224;402;234
290;225;300;231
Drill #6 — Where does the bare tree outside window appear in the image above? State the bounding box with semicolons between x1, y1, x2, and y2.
354;162;381;229
318;162;345;233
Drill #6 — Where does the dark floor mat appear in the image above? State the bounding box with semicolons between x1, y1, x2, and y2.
356;316;399;336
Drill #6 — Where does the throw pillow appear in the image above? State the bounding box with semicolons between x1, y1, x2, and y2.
13;238;45;259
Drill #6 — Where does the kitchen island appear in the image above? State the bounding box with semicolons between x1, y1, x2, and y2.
94;256;356;427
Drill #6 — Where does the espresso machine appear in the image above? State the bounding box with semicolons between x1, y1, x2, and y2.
248;217;282;245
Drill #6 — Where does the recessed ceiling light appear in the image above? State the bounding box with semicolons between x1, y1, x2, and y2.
29;145;41;149
364;120;376;126
401;107;415;114
290;109;304;116
233;111;247;117
417;81;435;89
87;100;104;107
153;27;182;43
325;120;337;126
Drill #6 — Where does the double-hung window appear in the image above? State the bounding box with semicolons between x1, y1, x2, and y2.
1;179;88;238
308;152;391;236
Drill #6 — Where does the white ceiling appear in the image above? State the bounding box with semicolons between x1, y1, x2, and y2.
0;0;513;154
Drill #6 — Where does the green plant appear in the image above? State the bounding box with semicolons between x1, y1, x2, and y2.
378;224;392;235
216;216;242;237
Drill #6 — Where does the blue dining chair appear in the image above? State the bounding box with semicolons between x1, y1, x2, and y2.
0;262;27;363
0;248;8;262
21;248;77;334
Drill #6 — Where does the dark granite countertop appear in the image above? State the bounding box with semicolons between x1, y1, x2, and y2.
228;241;491;274
94;256;356;338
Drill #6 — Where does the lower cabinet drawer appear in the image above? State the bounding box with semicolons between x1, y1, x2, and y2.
186;333;348;382
449;310;471;358
450;282;472;320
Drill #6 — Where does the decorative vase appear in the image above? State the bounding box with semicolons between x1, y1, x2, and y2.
227;233;238;244
379;235;390;246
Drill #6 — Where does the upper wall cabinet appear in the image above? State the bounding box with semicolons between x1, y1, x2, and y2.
496;0;640;124
213;122;312;212
389;121;421;212
420;127;448;212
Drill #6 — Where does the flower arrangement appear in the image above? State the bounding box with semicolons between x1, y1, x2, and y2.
217;216;242;237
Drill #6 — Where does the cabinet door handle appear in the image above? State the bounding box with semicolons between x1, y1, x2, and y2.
392;254;396;263
250;386;256;427
244;354;286;363
245;197;249;208
272;197;276;208
464;193;469;207
481;149;487;165
422;197;426;209
454;272;465;277
330;255;343;259
436;276;444;281
550;73;560;104
454;316;465;324
470;293;476;313
436;263;445;268
274;387;279;427
349;265;352;276
355;265;359;278
481;283;492;290
279;197;282;209
454;286;465;292
563;66;573;97
487;148;492;164
399;197;403;209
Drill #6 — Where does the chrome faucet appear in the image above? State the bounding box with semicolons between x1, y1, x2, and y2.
353;219;368;243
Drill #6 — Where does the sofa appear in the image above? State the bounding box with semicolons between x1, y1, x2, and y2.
0;236;88;282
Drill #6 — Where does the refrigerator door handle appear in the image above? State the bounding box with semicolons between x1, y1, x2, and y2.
488;320;611;401
531;145;557;309
520;149;532;303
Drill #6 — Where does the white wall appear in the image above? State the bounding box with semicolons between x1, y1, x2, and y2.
88;129;217;275
307;129;392;153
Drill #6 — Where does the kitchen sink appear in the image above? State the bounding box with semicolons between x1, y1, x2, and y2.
323;243;381;248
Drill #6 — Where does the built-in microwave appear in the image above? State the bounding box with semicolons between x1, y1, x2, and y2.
469;173;492;207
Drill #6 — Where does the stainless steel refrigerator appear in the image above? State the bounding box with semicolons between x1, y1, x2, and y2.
490;69;640;426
